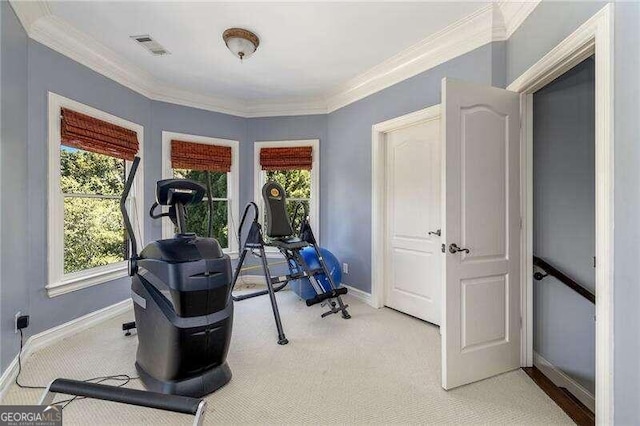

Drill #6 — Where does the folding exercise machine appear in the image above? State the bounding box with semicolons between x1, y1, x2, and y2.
231;181;350;345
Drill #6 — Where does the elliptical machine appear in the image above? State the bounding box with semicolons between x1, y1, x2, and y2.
121;157;233;398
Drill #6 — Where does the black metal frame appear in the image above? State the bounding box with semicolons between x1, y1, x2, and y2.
231;202;350;345
40;379;206;426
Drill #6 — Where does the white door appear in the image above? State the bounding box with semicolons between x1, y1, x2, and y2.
384;117;442;325
441;78;521;389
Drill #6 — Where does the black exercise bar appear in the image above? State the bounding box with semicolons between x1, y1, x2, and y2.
39;378;206;426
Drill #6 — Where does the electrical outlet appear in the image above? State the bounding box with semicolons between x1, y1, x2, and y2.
342;263;349;274
15;311;21;334
17;315;29;331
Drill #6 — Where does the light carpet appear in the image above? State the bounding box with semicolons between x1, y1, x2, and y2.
2;292;571;425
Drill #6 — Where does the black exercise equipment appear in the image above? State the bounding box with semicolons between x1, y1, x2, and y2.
39;378;206;426
122;157;234;397
231;181;350;345
37;159;230;421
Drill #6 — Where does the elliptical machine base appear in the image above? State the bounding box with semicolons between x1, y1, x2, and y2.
135;361;232;398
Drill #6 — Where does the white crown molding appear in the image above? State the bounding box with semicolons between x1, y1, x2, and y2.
326;4;499;112
11;1;537;118
497;1;541;39
244;97;328;118
8;0;51;33
31;16;157;97
151;84;249;117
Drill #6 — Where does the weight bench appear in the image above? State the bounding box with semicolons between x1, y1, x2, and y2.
39;379;206;426
231;181;350;345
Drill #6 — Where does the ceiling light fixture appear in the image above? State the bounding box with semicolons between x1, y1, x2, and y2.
222;28;260;61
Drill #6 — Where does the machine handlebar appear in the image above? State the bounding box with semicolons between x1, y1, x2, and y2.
121;156;140;258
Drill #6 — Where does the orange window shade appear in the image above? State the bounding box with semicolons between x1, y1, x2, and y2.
61;108;139;161
171;140;232;173
259;146;313;171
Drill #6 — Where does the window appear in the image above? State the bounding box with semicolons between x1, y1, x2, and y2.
254;140;320;245
48;93;144;297
162;132;239;255
61;147;127;274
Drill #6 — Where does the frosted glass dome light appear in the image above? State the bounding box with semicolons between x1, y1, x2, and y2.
223;28;260;61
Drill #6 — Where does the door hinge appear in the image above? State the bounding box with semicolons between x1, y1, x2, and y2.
593;256;596;268
520;217;523;230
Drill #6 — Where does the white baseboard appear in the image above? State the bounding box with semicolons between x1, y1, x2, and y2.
533;351;595;413
342;284;375;308
0;350;22;403
0;299;133;402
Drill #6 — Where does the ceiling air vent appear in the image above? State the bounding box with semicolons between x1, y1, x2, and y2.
130;35;170;56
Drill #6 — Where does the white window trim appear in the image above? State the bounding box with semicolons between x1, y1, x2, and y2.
161;131;240;257
47;92;144;298
253;139;320;256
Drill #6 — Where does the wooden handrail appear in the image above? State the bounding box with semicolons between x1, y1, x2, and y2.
533;256;596;304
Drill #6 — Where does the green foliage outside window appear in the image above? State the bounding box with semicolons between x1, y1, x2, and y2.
265;169;311;232
61;147;127;274
59;149;307;274
172;169;229;248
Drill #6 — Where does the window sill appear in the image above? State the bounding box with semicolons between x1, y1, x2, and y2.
46;262;129;298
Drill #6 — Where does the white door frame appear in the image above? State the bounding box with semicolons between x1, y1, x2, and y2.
371;104;441;309
507;4;613;424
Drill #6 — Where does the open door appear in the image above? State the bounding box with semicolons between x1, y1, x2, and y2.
441;78;521;389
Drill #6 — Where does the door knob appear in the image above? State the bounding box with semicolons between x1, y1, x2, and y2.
448;243;470;254
428;229;441;237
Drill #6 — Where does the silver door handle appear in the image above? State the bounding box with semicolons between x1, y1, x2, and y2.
448;243;470;254
428;229;441;237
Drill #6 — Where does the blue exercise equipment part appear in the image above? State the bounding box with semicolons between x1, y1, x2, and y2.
290;247;342;300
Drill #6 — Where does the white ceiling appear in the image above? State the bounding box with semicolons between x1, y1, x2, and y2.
48;2;489;102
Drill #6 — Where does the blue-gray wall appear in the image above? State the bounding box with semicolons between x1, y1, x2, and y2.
25;40;152;345
237;115;328;275
1;1;29;373
150;101;247;243
0;35;248;373
245;115;327;229
24;41;250;343
612;3;640;424
509;2;640;421
325;42;503;292
533;58;595;394
506;1;605;85
2;3;639;421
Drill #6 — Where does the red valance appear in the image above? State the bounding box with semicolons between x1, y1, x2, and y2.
171;140;232;173
260;146;313;171
61;108;139;161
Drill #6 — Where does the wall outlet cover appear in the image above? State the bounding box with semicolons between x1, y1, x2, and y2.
14;311;21;334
